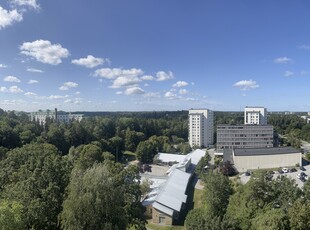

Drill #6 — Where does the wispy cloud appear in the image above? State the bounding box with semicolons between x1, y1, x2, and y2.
233;79;259;90
179;89;188;94
4;76;21;83
72;55;108;68
274;57;292;64
0;6;23;30
10;0;40;9
48;95;69;100
28;79;39;84
301;70;310;76
284;70;294;77
20;40;70;65
0;64;7;68
59;81;78;90
27;67;43;73
298;44;310;50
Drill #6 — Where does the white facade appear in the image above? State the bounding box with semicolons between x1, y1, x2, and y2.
189;109;214;148
30;109;83;125
244;106;267;125
232;147;301;172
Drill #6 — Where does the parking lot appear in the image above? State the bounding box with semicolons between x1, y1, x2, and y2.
240;164;310;188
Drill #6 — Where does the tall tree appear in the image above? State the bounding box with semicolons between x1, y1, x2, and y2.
61;162;145;230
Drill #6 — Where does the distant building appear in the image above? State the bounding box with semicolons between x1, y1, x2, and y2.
188;109;214;148
244;106;267;125
30;108;83;125
217;125;274;150
227;147;302;172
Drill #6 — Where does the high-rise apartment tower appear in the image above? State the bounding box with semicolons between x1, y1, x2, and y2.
188;109;214;148
244;106;267;125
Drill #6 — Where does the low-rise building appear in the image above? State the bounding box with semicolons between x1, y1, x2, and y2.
30;108;83;125
151;169;192;225
230;147;301;172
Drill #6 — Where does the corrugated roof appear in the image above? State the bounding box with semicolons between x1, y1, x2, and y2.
155;169;191;213
157;153;186;163
153;202;174;216
186;149;205;165
234;147;300;156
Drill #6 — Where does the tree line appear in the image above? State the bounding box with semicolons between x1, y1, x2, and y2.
186;170;310;230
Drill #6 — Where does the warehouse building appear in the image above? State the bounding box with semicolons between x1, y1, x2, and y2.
231;147;301;172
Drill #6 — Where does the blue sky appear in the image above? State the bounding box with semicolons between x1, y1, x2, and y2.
1;0;310;112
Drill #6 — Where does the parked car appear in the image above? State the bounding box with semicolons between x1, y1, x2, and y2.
289;168;297;172
297;172;306;179
300;166;306;171
305;175;308;180
282;168;289;173
245;171;251;176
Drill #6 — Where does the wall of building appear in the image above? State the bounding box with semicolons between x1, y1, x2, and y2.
244;107;267;125
217;125;274;150
189;109;214;148
152;208;173;225
233;152;301;172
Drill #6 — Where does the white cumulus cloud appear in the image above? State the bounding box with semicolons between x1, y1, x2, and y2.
156;71;174;81
274;57;292;64
72;55;107;68
94;68;143;79
124;87;145;95
0;6;23;30
172;81;188;88
165;91;177;98
0;64;7;68
24;91;37;96
59;81;78;91
141;75;154;81
4;76;21;83
20;40;70;65
110;76;141;88
8;85;23;93
233;80;259;91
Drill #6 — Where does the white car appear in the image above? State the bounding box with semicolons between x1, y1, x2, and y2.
305;175;308;180
282;168;289;173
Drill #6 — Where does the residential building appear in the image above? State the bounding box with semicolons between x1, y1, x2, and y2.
188;109;214;148
30;108;83;125
244;106;267;125
228;147;301;172
217;125;274;150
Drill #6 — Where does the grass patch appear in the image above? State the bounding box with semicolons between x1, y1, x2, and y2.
146;220;185;230
193;188;204;209
123;151;137;162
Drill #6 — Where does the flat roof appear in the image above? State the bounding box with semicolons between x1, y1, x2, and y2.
234;147;300;156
